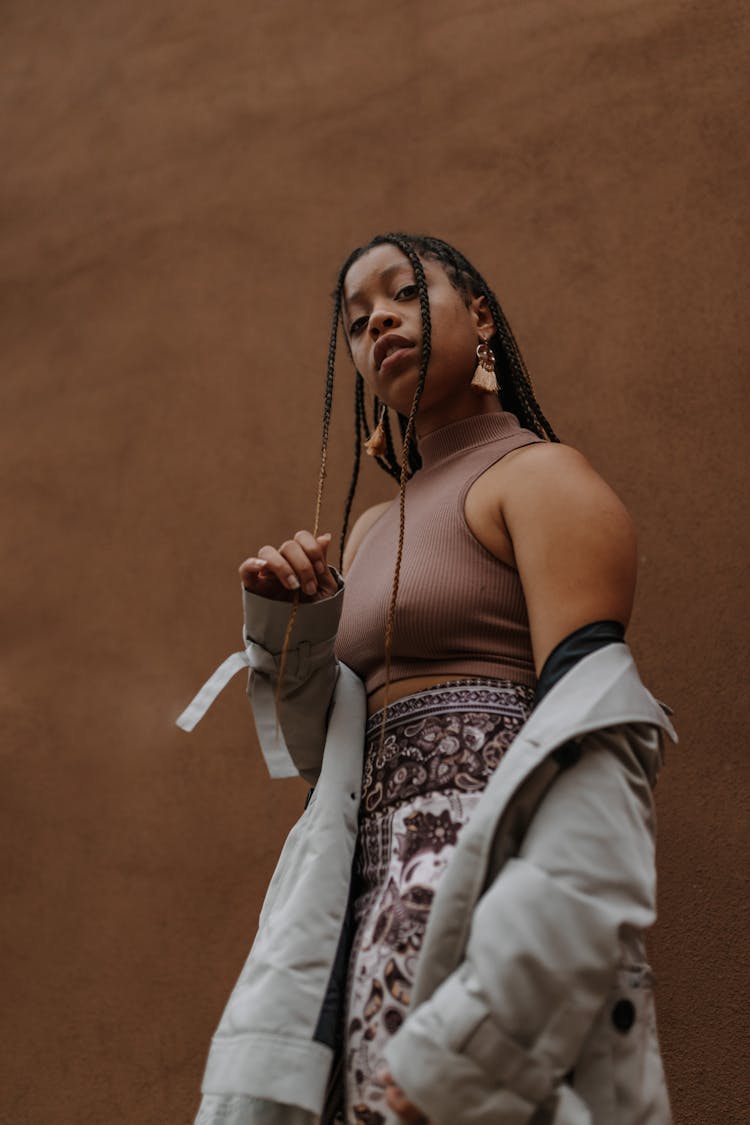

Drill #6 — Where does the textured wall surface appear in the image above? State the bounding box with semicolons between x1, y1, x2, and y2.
1;2;748;1122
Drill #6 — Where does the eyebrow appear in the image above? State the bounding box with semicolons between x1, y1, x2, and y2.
343;262;413;313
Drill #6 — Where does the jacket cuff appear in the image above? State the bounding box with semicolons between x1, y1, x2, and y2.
242;565;345;652
384;961;590;1125
384;964;552;1125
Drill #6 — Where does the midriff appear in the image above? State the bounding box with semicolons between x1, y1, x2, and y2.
366;673;497;717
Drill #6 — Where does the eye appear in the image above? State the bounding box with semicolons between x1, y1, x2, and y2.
396;284;418;300
349;315;368;336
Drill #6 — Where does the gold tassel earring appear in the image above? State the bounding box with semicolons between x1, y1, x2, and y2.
470;339;499;394
364;403;388;457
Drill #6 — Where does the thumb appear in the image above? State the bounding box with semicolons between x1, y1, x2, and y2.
317;532;333;551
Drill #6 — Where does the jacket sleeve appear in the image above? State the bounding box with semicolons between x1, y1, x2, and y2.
383;721;662;1125
241;566;346;785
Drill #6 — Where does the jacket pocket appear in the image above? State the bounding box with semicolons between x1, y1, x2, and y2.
573;963;671;1124
437;968;568;1109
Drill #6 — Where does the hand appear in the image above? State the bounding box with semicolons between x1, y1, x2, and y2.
381;1068;431;1123
238;531;339;603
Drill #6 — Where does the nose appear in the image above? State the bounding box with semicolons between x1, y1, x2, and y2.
368;307;401;339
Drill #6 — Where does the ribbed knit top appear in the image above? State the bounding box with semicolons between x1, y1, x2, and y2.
334;410;546;693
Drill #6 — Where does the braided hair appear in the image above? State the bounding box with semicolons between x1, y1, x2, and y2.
274;233;559;756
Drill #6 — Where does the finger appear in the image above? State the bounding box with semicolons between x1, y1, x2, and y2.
293;529;332;579
316;531;333;562
255;545;303;591
379;1068;422;1120
384;1086;425;1120
385;1088;409;1114
239;556;270;577
316;533;340;591
317;563;340;595
280;538;330;597
238;557;274;589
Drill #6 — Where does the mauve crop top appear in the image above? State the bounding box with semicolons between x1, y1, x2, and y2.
334;410;546;694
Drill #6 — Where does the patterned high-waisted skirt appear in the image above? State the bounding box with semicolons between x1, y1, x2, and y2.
342;676;536;1125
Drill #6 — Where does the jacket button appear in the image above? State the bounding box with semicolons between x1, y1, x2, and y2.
612;998;636;1033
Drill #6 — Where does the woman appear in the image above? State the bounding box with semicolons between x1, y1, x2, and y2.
178;234;677;1125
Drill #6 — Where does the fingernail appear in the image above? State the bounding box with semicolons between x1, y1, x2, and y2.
287;575;300;589
304;580;317;595
315;560;326;574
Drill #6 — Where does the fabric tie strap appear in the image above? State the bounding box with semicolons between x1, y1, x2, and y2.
175;642;298;779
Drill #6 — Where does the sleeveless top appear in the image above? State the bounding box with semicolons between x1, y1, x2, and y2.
334;410;546;693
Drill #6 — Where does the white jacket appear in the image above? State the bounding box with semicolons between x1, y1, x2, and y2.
177;568;678;1125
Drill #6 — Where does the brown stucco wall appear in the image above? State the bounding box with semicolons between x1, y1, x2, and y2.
1;2;747;1122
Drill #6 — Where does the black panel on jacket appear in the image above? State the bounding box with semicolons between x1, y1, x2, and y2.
533;620;626;710
314;891;356;1049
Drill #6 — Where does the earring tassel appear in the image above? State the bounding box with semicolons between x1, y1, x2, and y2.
364;405;387;457
470;341;499;394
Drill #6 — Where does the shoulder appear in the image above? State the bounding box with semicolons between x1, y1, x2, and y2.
500;441;635;533
483;440;637;553
342;499;395;574
501;438;638;517
501;437;595;476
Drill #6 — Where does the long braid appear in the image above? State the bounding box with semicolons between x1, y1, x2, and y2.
367;233;432;758
340;374;366;568
396;414;422;475
380;398;399;468
480;287;558;441
273;280;343;738
415;236;558;442
372;392;383;432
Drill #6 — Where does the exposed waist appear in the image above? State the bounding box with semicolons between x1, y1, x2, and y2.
366;673;486;717
364;656;537;714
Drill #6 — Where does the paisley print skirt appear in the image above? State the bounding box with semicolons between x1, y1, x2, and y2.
342;676;535;1125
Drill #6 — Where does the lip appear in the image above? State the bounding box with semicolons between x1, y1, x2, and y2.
374;333;415;371
380;347;416;377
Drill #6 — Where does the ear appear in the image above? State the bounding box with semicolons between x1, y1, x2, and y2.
468;293;495;338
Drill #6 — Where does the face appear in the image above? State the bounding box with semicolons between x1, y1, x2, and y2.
341;243;495;424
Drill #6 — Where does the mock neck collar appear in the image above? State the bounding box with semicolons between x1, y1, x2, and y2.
416;410;523;470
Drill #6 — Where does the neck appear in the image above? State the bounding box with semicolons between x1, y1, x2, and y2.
414;393;505;442
416;408;524;471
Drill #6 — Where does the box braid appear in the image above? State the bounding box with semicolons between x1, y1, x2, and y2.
274;232;558;757
272;265;343;734
406;235;558;444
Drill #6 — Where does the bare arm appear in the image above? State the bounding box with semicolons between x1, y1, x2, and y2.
500;443;638;676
